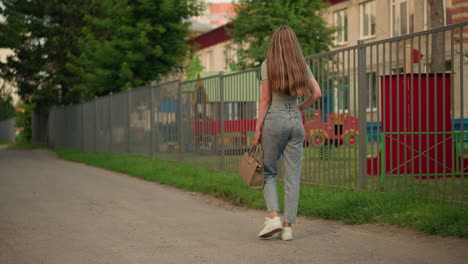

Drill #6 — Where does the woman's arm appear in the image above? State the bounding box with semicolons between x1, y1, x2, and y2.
296;77;322;111
253;81;271;146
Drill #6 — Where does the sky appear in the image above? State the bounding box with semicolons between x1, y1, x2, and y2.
0;2;4;22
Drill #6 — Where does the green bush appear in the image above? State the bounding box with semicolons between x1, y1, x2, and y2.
15;104;33;144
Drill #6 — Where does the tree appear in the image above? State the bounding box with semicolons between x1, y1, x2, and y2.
227;0;335;69
68;0;203;98
0;0;90;108
428;0;445;72
0;91;15;121
185;55;205;80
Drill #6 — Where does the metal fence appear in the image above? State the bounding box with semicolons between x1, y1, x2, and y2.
0;118;15;143
32;109;48;144
48;22;468;203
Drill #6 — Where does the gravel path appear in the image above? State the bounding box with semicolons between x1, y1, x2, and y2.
0;146;466;264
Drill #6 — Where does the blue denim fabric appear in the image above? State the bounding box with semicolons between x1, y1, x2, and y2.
261;103;305;223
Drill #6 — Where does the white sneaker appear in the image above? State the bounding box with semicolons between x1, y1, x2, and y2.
258;217;282;238
281;227;293;241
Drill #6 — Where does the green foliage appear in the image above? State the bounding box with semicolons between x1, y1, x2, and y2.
229;62;239;72
15;103;33;144
0;0;89;107
0;91;15;121
0;0;203;105
227;0;335;69
55;148;468;238
185;55;205;80
68;0;203;98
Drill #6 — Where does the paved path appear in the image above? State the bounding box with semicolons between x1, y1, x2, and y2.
0;146;467;264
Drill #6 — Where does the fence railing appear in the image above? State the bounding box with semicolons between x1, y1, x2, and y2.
0;118;15;144
32;109;49;145
47;22;468;203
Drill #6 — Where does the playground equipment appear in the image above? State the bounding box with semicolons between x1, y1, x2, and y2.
367;73;468;180
192;119;255;155
191;109;361;155
304;110;360;147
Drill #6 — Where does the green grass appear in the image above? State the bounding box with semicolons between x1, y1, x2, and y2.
54;148;468;238
154;145;468;202
0;140;12;145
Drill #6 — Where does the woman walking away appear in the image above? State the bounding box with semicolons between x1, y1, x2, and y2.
253;26;322;241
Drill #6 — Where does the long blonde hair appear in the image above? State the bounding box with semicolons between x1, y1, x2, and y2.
267;26;312;97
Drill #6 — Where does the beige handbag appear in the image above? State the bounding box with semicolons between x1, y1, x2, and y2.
239;144;264;188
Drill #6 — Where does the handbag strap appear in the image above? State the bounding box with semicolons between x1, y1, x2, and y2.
248;145;255;155
249;144;262;160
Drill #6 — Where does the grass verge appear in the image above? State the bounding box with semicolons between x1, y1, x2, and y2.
54;148;468;238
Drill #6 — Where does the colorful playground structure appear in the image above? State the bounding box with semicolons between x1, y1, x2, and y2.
192;118;256;155
304;110;359;147
367;73;468;180
189;73;467;180
191;110;360;155
189;73;360;155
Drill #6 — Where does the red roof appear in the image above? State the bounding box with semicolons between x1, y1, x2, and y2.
187;24;233;50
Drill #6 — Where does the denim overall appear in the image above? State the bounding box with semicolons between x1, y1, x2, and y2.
261;102;305;223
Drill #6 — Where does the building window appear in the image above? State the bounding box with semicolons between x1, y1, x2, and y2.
225;103;238;120
445;60;452;71
391;0;409;37
366;72;377;111
334;9;348;45
392;67;405;74
337;76;350;113
360;1;376;39
423;0;447;30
